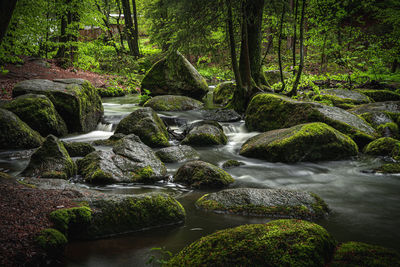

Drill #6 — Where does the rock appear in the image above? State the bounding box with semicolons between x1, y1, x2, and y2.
331;241;400;267
262;70;291;86
77;134;167;184
141;51;208;100
213;81;235;106
196;188;329;220
240;123;358;163
35;228;68;255
13;79;103;133
92;133;125;146
245;93;376;147
181;120;227;146
155;145;200;163
363;137;400;158
173;160;234;189
349;101;400;115
314;89;371;109
0;108;44;149
114;107;169;147
222;160;244;168
374;163;400;174
62;141;95;157
355;89;400;102
21;135;76;179
202;109;241;122
144;95;203;111
3;94;67;137
167;219;336;266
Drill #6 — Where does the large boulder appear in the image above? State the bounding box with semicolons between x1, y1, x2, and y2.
13;79;103;133
155;145;200;163
167;219;336;266
0;108;44;149
331;241;400;267
62;141;95;157
240;123;358;163
181;120;227;146
141;51;208;100
213;81;235;106
314;89;371;109
21;135;76;179
143;95;203;111
114;107;169;147
196;188;329;220
245;93;376;147
3;94;67;137
202;109;241;122
174;160;234;189
363;137;400;158
355;89;400;102
77;134;167;184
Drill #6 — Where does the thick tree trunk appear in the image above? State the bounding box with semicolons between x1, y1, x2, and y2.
121;0;139;57
0;0;18;44
277;3;286;92
132;0;140;56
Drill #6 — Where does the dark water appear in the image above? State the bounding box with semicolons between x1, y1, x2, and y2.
1;94;399;266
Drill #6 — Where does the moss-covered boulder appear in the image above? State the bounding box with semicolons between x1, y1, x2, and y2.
240;123;358;163
167;219;336;266
213;81;235;106
21;135;76;179
13;79;103;133
77;134;166;184
141;51;208;100
181;120;227;146
35;228;68;255
155;145;200;163
245;93;376;147
62;141;95;157
202;108;241;122
3;94;67;137
196;188;329;220
374;163;400;174
92;133;125;146
331;241;400;267
355;89;400;102
143;95;203;111
49;206;92;237
174;160;234;189
114;107;169;147
363;137;400;157
0;108;44;149
314;89;371;109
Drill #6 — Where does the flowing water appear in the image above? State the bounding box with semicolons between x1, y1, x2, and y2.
1;94;400;266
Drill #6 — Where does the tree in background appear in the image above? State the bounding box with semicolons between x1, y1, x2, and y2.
0;0;18;44
121;0;140;57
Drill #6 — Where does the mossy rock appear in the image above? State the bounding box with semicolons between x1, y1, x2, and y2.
114;107;169;147
13;79;103;133
374;163;400;174
376;122;399;138
0;108;44;149
36;228;68;254
363;137;400;157
313;89;371;108
97;86;133;97
62;141;95;157
143;95;203;111
78;135;166;184
21;135;76;178
240;123;358;163
141;51;208;100
155;145;200;163
3;94;67;137
84;193;186;239
245;94;376;148
222;160;244;168
213;81;235;106
196;188;329;220
92;133;125;146
174;160;234;189
202;108;241;122
167;219;336;266
331;241;400;267
355;89;400;102
50;206;92;237
181;120;227;146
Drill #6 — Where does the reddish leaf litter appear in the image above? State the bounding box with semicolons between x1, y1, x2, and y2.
0;56;114;100
0;180;79;266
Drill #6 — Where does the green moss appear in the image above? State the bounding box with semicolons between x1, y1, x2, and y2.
222;160;244;168
313;94;356;108
17;179;36;188
331;241;400;267
363;137;400;157
41;171;68;179
49;206;92;237
36;228;68;253
62;141;95;157
375;163;400;174
131;166;159;183
310;193;330;218
377;122;399;137
213;81;235;106
0;172;13;180
355;89;400;102
97;86;133;97
167;219;336;266
182;132;227;146
77;152;114;184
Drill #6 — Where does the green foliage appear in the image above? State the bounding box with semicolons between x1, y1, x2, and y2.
146;247;173;265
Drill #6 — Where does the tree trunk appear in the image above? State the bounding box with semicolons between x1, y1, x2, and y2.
132;0;140;56
0;0;18;44
121;0;139;57
292;0;299;75
392;59;398;73
288;0;306;97
116;0;126;51
277;3;286;92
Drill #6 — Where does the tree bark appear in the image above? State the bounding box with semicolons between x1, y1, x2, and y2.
277;3;286;92
0;0;18;44
132;0;140;56
121;0;139;57
292;0;299;75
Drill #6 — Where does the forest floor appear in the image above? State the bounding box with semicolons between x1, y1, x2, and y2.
0;177;79;266
0;56;114;100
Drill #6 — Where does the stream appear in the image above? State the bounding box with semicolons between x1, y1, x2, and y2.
1;94;400;266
